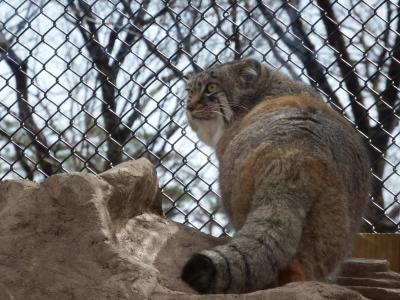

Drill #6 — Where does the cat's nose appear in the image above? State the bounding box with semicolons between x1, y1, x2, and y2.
187;101;200;112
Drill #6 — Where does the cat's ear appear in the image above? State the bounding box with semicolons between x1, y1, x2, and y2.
183;71;197;82
239;59;262;83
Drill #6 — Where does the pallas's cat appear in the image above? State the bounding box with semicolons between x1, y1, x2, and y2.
182;59;369;294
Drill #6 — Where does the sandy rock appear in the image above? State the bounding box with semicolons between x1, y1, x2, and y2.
0;158;162;299
153;281;367;299
336;258;400;300
0;158;377;299
99;159;163;224
340;258;390;275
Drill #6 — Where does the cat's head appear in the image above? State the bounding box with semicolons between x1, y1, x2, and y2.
185;59;268;147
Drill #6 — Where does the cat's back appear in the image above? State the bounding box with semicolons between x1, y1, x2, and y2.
217;95;369;230
218;95;367;165
219;95;356;154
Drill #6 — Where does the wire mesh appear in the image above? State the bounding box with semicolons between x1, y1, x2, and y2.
0;0;399;234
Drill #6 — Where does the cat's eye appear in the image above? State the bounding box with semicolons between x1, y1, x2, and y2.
186;89;193;98
206;83;217;94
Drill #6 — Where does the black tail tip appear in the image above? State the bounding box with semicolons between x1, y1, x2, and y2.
181;253;216;294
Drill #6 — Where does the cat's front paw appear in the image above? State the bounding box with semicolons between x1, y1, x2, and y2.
181;253;216;293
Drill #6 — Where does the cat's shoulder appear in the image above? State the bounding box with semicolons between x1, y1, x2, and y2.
239;95;350;129
216;95;351;157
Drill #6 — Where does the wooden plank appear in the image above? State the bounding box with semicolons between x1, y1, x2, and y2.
353;234;400;273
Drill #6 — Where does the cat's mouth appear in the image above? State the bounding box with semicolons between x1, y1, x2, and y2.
189;110;219;120
186;98;222;121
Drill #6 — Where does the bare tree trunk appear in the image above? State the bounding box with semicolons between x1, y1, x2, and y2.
2;45;55;176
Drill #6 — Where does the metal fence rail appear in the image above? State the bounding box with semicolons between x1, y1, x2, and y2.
0;0;399;234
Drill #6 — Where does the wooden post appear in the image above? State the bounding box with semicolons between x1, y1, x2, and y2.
353;234;400;272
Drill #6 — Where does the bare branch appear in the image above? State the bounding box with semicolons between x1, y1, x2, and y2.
142;37;184;78
315;0;369;133
2;45;56;175
0;128;34;179
13;144;34;179
110;0;149;71
106;13;125;54
229;0;241;59
377;1;400;133
257;1;343;110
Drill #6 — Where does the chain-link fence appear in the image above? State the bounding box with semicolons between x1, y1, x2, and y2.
0;0;399;234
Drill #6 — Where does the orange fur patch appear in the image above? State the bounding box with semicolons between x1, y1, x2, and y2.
278;258;306;286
